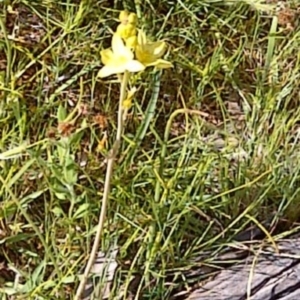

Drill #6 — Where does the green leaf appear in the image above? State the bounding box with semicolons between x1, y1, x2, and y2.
64;155;77;185
51;206;64;217
57;104;67;122
73;203;90;219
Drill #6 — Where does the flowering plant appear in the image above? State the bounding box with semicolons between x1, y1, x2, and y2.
76;10;172;299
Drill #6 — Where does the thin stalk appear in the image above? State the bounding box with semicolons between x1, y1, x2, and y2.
75;71;130;299
0;11;12;87
124;71;161;166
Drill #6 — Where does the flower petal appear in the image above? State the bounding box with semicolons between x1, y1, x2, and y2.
135;48;161;65
100;49;114;65
143;59;173;69
135;46;159;64
111;33;134;60
153;59;173;69
147;41;166;58
125;60;145;73
111;33;125;52
137;29;147;47
98;65;127;78
135;45;145;62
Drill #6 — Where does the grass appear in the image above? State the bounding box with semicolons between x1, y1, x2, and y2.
0;0;300;299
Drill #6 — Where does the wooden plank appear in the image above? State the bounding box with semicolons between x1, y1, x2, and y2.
186;238;300;300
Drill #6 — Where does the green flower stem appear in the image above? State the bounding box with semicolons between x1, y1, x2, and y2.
75;71;130;299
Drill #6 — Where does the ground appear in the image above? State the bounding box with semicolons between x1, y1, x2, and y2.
0;0;300;299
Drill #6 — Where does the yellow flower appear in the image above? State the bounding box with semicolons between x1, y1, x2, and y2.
116;11;138;48
116;23;137;41
123;87;137;109
98;33;145;78
124;35;137;49
135;30;173;69
118;10;137;26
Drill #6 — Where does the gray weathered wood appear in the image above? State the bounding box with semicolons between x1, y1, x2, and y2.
187;238;300;300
